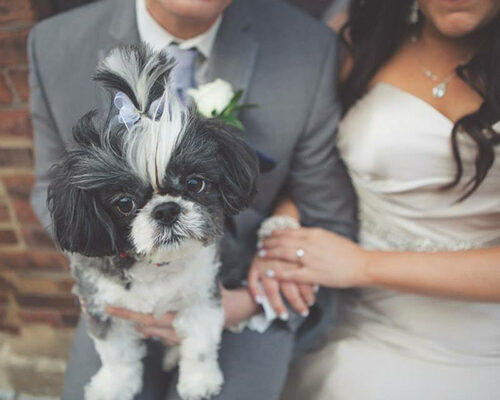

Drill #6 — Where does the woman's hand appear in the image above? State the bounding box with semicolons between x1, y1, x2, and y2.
247;254;316;319
261;228;369;288
107;286;260;346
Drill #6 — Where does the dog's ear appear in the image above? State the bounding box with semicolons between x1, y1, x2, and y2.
48;155;118;257
210;121;260;216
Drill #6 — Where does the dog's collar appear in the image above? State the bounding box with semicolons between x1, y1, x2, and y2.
118;251;170;267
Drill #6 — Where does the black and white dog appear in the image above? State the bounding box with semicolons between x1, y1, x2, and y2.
48;44;259;400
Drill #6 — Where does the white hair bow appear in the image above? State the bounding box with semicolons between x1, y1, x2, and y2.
114;91;140;129
113;91;166;131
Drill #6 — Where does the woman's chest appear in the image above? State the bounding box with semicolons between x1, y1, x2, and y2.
338;84;500;187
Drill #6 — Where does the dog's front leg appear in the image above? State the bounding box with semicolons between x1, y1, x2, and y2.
85;319;146;400
174;302;225;400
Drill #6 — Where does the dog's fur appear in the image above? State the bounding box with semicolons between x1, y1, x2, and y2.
48;44;259;400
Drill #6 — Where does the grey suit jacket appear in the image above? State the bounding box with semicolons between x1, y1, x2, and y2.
29;0;357;349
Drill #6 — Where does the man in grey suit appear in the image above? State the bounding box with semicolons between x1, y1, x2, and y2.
29;0;356;398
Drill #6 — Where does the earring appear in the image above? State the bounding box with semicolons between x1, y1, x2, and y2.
408;0;419;24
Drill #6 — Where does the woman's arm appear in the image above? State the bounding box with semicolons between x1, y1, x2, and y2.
365;246;500;301
263;228;500;302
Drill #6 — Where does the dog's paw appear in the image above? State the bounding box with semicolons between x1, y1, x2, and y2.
85;366;142;400
163;346;181;372
177;364;223;400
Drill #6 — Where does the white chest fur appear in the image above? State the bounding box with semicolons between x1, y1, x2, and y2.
70;244;219;317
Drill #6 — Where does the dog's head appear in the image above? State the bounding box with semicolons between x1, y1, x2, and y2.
48;44;259;262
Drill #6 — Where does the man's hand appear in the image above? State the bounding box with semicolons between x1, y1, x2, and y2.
107;286;260;346
247;253;316;320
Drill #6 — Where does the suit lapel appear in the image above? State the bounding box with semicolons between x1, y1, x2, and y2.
108;0;141;46
205;0;258;103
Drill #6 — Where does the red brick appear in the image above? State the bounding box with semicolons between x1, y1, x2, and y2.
22;225;54;248
9;68;29;101
2;174;34;199
1;269;73;295
0;0;35;23
30;0;57;21
0;204;10;222
19;308;62;326
12;199;38;224
0;275;16;291
0;73;13;104
0;29;30;67
0;251;69;271
0;148;33;168
17;293;77;309
24;275;73;295
2;175;38;223
61;310;80;326
57;278;74;293
0;229;17;245
0;109;32;138
0;307;20;333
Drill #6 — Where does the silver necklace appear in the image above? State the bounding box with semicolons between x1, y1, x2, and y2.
411;36;470;99
420;67;456;99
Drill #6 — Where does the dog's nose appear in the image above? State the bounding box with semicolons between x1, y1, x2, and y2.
153;202;181;225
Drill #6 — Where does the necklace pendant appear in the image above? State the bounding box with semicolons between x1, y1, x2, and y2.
432;82;448;98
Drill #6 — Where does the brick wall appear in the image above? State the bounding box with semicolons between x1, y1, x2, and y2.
0;0;79;334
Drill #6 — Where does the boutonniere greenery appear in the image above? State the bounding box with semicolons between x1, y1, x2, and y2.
188;79;256;130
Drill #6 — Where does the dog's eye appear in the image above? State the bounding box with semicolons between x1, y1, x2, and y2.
116;197;136;215
186;177;206;194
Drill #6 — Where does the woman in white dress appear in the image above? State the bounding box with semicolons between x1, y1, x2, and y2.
249;0;500;398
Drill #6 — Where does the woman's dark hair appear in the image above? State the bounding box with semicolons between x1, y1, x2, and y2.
340;0;500;200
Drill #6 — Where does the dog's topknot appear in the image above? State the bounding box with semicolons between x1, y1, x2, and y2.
94;44;174;115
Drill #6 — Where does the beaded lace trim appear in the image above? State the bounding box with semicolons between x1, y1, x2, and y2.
360;213;483;252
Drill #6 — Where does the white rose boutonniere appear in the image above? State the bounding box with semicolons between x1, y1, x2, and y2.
188;79;256;130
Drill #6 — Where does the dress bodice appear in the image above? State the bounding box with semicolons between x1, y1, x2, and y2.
336;83;500;363
339;83;500;249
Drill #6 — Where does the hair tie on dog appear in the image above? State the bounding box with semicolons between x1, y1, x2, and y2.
114;91;140;129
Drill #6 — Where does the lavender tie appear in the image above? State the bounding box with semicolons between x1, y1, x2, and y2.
167;44;198;105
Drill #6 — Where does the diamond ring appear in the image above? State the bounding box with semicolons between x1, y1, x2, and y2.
296;248;305;262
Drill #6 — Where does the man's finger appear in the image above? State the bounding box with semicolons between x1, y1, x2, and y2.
136;325;181;346
153;312;176;328
281;282;309;316
261;276;288;320
247;266;264;304
107;306;156;326
298;284;315;307
78;297;87;314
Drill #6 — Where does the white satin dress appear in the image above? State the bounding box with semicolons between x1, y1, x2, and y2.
282;83;500;400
